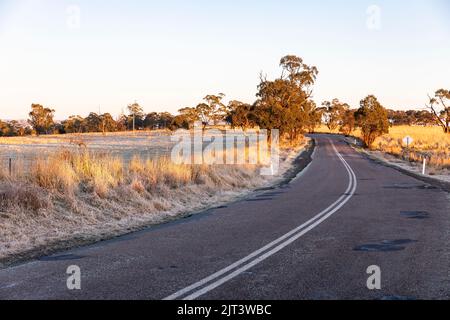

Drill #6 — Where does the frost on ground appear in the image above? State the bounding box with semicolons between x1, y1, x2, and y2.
342;136;450;184
0;132;309;264
0;131;175;168
365;150;450;183
355;147;450;184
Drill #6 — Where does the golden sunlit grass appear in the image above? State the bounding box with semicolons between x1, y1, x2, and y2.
4;147;266;201
371;126;450;169
314;125;341;135
316;125;450;169
0;136;66;145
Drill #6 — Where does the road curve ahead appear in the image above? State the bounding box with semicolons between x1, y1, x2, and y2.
1;135;449;300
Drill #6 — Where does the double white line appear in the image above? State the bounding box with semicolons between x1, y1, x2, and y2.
164;139;357;300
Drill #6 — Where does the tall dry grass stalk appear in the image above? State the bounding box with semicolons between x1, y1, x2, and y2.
27;151;124;197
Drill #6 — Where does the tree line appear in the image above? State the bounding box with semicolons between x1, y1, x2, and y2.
1;55;448;146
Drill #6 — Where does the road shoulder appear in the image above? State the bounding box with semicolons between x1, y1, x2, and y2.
346;141;450;193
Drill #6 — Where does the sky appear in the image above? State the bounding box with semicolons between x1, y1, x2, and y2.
0;0;449;120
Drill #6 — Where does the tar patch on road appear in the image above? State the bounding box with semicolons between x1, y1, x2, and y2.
383;183;438;190
255;186;276;192
354;239;417;252
256;192;284;197
246;198;274;202
400;211;430;220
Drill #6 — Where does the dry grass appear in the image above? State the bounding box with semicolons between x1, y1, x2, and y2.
316;125;450;169
0;130;170;145
0;136;65;145
371;126;450;169
0;138;306;262
314;125;341;135
22;151;124;197
0;182;51;212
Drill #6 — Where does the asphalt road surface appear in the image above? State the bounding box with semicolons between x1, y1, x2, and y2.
1;135;449;300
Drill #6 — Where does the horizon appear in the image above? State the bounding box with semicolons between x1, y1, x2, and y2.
1;0;449;120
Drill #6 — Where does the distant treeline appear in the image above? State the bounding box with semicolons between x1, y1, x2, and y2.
1;55;448;146
0;105;440;136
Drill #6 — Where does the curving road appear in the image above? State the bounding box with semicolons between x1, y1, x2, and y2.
1;135;449;300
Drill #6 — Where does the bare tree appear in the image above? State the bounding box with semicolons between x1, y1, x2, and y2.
426;89;449;133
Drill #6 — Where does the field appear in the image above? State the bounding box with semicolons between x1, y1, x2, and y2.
0;131;307;263
0;131;175;169
371;126;450;170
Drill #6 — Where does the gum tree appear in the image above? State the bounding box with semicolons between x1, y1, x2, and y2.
28;104;55;135
321;98;350;131
356;95;389;147
254;55;319;141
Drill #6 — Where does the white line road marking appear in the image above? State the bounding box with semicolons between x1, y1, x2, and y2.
0;283;18;290
164;139;357;300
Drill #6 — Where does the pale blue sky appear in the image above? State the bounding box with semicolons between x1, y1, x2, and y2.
0;0;449;119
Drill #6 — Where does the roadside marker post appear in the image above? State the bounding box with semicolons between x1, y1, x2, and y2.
9;158;12;176
422;158;427;175
403;136;413;148
403;136;413;161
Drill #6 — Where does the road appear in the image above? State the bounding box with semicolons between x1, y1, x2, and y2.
1;135;449;300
